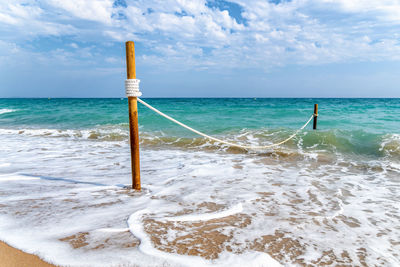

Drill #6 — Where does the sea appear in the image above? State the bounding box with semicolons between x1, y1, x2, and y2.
0;98;399;266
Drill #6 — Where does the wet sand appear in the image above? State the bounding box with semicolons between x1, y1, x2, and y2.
0;241;56;267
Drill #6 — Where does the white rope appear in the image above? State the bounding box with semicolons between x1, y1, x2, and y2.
125;79;142;97
137;98;315;150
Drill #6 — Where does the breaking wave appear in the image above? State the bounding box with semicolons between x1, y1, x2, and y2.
1;126;399;160
0;109;17;115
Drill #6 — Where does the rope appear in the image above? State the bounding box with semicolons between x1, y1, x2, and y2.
137;98;315;150
125;79;142;97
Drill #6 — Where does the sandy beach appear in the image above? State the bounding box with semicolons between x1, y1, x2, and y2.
0;241;55;267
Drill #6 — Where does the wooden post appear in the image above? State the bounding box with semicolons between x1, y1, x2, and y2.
313;104;318;130
126;41;141;190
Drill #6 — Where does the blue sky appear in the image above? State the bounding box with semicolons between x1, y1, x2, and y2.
0;0;400;97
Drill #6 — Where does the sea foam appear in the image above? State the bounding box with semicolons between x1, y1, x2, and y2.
0;108;16;115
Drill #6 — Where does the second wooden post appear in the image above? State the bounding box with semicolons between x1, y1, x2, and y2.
126;41;141;190
313;104;318;130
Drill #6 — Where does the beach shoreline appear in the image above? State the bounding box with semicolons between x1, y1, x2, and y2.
0;98;399;266
0;241;56;267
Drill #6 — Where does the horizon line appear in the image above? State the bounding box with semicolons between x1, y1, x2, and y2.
1;97;400;99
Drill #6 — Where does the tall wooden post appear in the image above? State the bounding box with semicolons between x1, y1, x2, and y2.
313;104;318;130
126;41;141;190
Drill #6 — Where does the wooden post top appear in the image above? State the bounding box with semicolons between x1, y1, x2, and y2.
126;41;136;80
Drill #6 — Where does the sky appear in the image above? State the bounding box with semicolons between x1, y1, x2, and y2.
0;0;400;98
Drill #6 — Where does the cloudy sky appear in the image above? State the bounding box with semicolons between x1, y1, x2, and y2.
1;0;400;97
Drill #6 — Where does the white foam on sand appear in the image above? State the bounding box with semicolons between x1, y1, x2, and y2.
0;131;399;266
94;228;130;233
128;208;281;267
0;173;40;181
163;203;243;222
0;163;11;168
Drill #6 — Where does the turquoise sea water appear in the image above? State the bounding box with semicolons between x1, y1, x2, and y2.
1;98;399;157
1;98;399;132
0;98;399;266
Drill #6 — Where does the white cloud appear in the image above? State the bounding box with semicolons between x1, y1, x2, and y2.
0;12;19;25
0;0;76;38
318;0;400;22
0;0;399;71
47;0;115;24
105;56;118;63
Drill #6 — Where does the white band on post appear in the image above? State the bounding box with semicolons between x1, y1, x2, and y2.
125;79;142;97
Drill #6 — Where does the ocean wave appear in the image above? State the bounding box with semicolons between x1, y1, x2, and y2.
0;127;128;141
0;109;17;115
380;134;400;157
1;126;399;159
140;129;400;160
